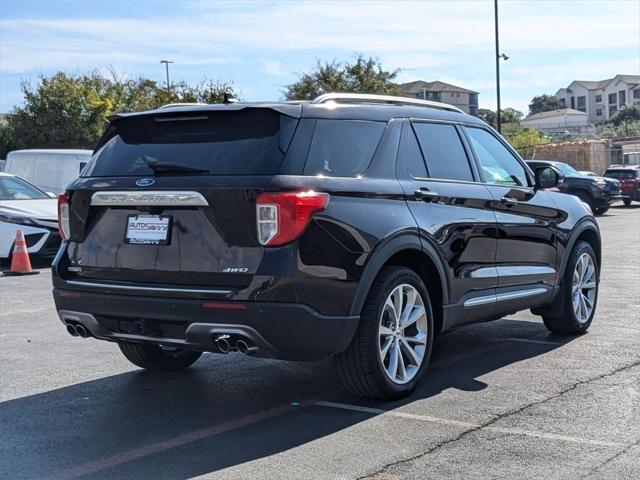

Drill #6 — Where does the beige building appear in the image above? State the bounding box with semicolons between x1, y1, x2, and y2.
554;75;640;125
399;80;479;116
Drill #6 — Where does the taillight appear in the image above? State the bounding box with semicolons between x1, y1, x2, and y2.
256;191;330;246
57;194;71;240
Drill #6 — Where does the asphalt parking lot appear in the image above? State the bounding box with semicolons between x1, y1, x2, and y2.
1;205;639;480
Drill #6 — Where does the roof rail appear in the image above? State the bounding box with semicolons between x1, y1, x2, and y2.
311;93;465;114
158;102;207;110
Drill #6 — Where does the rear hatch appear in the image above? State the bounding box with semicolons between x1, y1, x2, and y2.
604;169;638;194
63;105;300;287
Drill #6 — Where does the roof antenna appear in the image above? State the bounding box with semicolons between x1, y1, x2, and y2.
223;93;239;104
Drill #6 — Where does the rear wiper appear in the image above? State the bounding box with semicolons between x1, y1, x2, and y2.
146;162;210;175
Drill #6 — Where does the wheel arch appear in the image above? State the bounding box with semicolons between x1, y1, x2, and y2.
561;219;601;277
349;233;449;334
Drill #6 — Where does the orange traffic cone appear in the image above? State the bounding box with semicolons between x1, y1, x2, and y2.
5;229;39;276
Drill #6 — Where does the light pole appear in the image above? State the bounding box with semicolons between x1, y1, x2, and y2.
494;0;509;133
160;60;174;93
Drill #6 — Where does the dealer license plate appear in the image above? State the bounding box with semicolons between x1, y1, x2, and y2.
125;215;171;245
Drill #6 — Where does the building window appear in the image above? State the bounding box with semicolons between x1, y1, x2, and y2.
571;97;575;109
595;94;602;103
634;90;640;99
558;98;566;108
609;106;617;117
469;93;478;105
596;108;603;116
577;96;586;111
608;93;617;104
619;90;626;105
469;106;478;116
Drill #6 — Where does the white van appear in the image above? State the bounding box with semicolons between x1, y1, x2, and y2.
5;149;93;194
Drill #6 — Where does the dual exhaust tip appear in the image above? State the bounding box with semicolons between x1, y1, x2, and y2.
214;334;258;355
66;322;90;338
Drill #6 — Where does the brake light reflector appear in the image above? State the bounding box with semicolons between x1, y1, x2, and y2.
256;191;330;246
58;194;71;241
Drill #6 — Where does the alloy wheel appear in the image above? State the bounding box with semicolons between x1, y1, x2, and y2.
572;253;597;324
378;284;428;384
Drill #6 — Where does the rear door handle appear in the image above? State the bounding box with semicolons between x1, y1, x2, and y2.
501;196;519;206
415;188;439;202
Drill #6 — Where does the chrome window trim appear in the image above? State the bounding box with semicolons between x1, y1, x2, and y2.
90;191;209;206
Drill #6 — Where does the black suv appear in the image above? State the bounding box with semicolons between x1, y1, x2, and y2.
526;159;621;215
53;93;601;399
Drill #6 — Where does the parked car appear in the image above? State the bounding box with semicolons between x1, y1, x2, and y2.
52;94;601;400
526;159;621;215
603;165;640;206
0;173;60;261
4;149;92;194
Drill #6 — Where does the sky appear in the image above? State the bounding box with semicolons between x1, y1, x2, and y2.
1;0;639;114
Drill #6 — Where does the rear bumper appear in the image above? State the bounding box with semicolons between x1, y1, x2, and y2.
52;288;360;357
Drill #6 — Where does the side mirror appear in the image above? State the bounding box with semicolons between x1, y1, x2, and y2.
535;167;563;189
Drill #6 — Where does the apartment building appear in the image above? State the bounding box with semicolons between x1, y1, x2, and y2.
554;75;640;125
400;80;479;115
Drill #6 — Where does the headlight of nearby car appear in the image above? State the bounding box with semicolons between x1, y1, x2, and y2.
0;214;38;227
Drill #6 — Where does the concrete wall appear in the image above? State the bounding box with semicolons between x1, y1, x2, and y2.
533;140;610;174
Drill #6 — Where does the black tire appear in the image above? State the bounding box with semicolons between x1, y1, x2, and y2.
542;241;598;334
336;266;434;400
118;342;202;371
623;199;632;207
575;191;594;212
594;206;609;215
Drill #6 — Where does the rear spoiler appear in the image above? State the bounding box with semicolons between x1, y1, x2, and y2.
107;103;302;123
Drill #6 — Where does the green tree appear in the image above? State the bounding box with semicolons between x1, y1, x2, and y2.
608;105;640;126
0;72;237;157
504;127;551;158
478;108;497;127
528;94;559;115
285;55;401;100
501;107;524;123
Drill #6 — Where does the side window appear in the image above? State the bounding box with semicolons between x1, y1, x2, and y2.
303;120;385;177
465;127;529;187
412;122;474;182
398;122;427;178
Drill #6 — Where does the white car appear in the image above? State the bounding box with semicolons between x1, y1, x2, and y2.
0;173;60;260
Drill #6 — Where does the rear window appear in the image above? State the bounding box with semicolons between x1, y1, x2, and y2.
413;122;474;182
605;169;637;180
83;109;297;177
303;120;385;177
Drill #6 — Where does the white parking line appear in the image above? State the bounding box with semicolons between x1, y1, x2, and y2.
315;401;640;452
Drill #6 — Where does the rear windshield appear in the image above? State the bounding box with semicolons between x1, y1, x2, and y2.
604;170;637;179
83;109;297;177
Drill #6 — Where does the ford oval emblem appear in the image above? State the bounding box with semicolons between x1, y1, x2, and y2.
135;178;156;187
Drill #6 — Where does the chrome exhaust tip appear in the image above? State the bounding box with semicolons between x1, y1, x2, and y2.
215;335;231;353
75;324;89;338
66;323;79;337
236;339;258;355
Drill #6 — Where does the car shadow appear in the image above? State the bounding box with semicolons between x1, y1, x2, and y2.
0;318;578;480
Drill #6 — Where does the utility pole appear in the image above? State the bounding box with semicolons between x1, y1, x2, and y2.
160;60;174;93
494;0;502;133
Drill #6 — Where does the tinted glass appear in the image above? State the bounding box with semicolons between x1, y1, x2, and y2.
398;122;427;178
466;127;528;187
0;176;48;200
303;120;385;177
412;122;473;182
605;170;637;180
553;162;579;176
84;109;297;177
